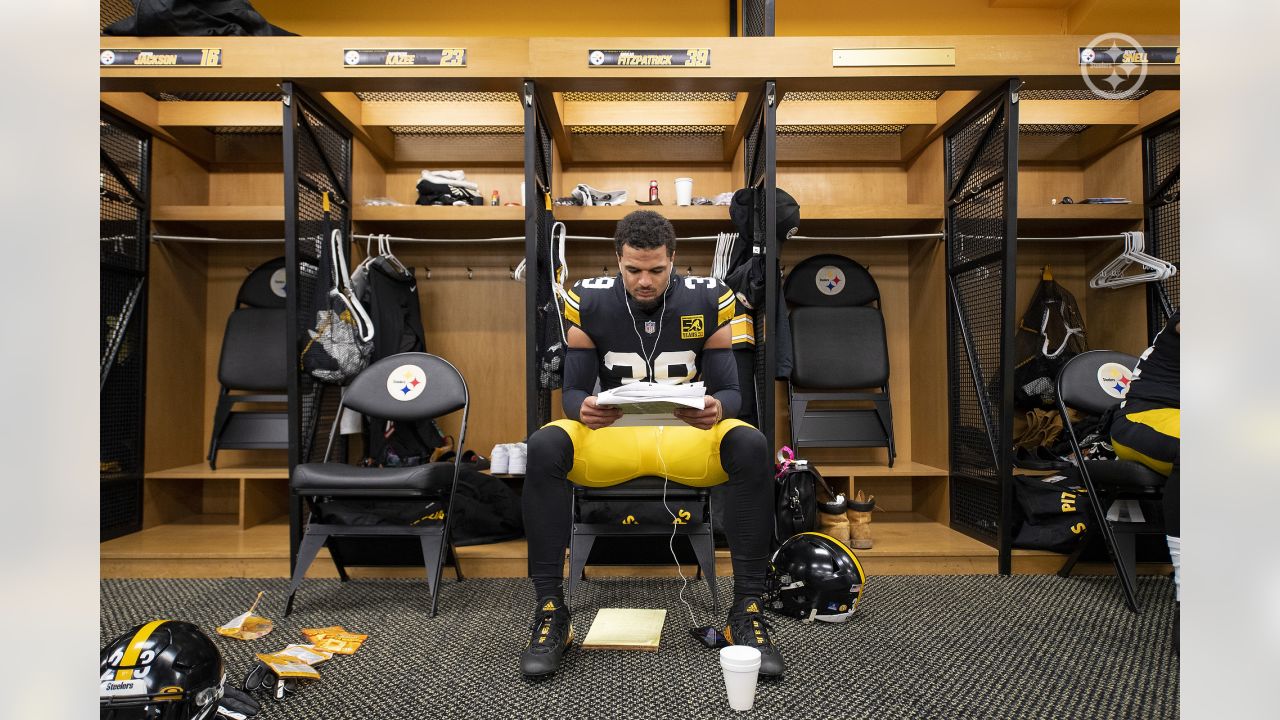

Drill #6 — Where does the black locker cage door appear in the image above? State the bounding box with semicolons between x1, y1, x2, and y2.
524;80;557;435
742;81;777;451
100;110;151;541
283;84;353;568
1143;114;1180;337
944;80;1020;571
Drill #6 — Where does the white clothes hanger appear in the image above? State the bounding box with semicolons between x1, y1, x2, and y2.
1089;232;1177;289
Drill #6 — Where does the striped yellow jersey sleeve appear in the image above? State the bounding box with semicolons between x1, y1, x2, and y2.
563;287;582;328
716;289;735;328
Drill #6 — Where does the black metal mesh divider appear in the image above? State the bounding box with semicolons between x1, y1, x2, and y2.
742;82;777;451
525;81;556;434
100;110;151;541
742;0;774;36
283;84;352;568
944;81;1019;571
1144;115;1180;336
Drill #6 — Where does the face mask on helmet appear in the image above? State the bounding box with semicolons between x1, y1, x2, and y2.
765;532;867;623
101;620;225;720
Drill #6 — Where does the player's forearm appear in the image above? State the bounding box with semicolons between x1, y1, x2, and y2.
562;348;597;421
703;348;741;420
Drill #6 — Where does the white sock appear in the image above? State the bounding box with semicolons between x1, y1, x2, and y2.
1167;535;1181;602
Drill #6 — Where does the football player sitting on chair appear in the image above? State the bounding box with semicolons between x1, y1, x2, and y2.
519;210;782;679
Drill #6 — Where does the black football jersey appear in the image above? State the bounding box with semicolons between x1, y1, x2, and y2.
1125;309;1179;407
564;273;735;390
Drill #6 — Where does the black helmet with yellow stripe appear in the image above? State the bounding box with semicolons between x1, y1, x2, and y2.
765;532;867;623
100;620;224;719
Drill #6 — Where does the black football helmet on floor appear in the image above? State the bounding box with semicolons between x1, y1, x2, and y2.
765;532;867;623
100;619;225;720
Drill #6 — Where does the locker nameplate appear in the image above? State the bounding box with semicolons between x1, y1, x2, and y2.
100;49;222;67
833;48;954;67
1079;46;1179;66
343;49;467;67
588;49;711;68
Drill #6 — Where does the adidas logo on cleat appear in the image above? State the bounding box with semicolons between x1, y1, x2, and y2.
543;600;558;612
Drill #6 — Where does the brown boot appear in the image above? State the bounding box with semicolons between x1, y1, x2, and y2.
817;507;851;544
847;490;876;550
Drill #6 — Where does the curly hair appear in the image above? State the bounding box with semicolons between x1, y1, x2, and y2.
614;210;676;256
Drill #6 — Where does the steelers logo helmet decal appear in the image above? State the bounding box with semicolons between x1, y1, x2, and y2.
1097;362;1133;399
387;364;427;401
345;50;361;65
589;50;606;66
101;50;116;65
815;265;846;296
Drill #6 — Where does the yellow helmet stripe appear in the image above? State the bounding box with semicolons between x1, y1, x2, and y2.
115;619;168;681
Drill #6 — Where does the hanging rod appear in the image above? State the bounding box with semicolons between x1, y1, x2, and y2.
789;233;944;242
152;234;285;244
1016;233;1129;242
351;233;730;244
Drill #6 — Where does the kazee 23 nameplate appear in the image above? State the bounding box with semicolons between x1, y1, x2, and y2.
344;49;467;67
588;49;711;68
100;49;222;67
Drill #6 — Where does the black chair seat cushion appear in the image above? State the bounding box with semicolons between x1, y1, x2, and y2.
574;475;707;500
292;461;455;497
1083;459;1166;493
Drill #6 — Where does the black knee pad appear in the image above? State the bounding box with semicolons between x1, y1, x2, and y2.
526;425;573;472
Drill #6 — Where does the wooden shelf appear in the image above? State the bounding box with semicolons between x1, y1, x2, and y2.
144;463;289;532
1017;203;1143;235
104;511;1168;579
146;462;288;481
554;205;728;223
816;460;949;479
152;205;284;223
352;204;526;237
151;205;286;239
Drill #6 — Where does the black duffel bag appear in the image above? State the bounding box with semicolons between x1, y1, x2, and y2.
1012;471;1091;553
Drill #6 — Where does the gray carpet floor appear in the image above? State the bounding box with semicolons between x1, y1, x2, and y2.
100;574;1178;719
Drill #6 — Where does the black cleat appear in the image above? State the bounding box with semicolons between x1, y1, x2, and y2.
519;596;574;679
724;596;785;678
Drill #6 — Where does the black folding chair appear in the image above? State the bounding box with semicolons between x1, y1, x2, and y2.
208;257;289;469
567;477;719;611
285;352;469;618
784;254;895;465
1055;350;1169;613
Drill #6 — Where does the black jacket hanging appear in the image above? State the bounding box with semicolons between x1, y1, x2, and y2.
360;258;444;465
103;0;295;36
1014;274;1089;409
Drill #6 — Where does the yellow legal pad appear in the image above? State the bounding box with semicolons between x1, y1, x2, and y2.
581;608;668;651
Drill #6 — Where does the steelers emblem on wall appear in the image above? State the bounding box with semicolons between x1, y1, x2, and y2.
1096;362;1133;399
269;268;287;298
388;364;427;401
815;265;846;295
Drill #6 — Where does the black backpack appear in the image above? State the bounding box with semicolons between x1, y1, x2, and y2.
774;459;838;543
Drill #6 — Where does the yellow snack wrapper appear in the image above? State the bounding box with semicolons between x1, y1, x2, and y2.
216;592;274;641
217;611;274;641
301;626;346;641
309;634;366;655
255;653;320;680
277;644;334;666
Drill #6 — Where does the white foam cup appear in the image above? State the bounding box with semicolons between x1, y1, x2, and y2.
674;177;694;206
719;645;762;711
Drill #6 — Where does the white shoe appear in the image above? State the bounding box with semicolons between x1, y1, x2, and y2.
490;444;510;474
508;442;528;475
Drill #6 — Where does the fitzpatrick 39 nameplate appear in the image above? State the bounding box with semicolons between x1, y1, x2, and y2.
588;49;710;68
100;49;222;67
344;49;466;67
